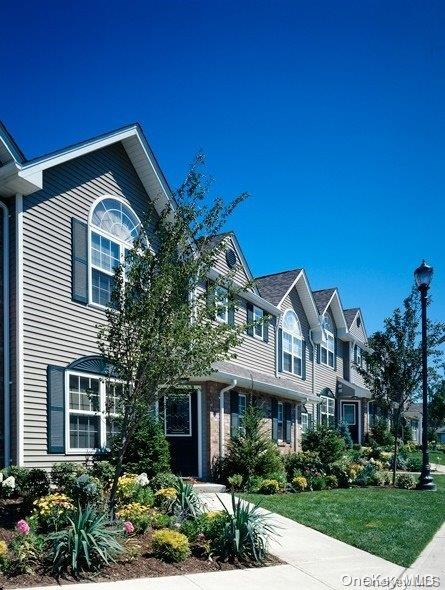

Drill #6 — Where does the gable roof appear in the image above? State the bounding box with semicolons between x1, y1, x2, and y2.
0;121;25;166
312;288;337;315
255;269;302;306
343;308;360;329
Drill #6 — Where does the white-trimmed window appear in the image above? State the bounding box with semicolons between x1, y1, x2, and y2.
301;412;309;433
354;345;362;368
277;401;284;442
67;372;120;452
321;314;335;368
281;310;303;376
90;197;141;307
215;286;229;323
320;393;335;426
253;306;264;339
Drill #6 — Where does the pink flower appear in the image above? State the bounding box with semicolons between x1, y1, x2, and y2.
123;521;135;534
16;520;30;535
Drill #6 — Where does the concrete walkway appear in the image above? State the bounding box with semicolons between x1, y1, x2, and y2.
25;492;444;590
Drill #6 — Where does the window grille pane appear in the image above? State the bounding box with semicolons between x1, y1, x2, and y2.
283;352;292;373
69;375;99;412
92;269;114;306
70;415;100;449
165;393;191;435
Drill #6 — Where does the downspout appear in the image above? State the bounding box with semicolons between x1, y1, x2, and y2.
0;202;10;467
219;380;237;457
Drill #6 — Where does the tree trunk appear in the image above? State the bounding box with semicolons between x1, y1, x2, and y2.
392;409;401;486
108;406;134;514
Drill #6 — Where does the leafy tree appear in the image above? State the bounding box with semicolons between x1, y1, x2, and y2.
360;288;445;484
429;379;445;436
98;154;250;509
302;425;346;466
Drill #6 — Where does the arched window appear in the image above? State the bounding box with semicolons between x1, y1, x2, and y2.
281;310;303;376
89;197;141;306
321;313;335;368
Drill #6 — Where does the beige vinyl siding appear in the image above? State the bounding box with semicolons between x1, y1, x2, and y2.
348;313;367;343
277;289;312;396
7;198;17;464
213;236;251;288
21;143;157;468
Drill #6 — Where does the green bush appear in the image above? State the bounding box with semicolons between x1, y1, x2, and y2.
302;426;346;466
291;476;308;492
370;418;394;446
24;469;50;501
396;473;417;490
310;475;327;491
91;460;115;485
4;532;45;575
375;471;391;486
110;413;170;478
353;463;377;487
210;494;275;563
405;456;423;472
152;529;190;563
150;512;171;529
71;474;102;506
224;404;285;483
1;466;28;497
227;474;243;491
338;421;353;449
116;502;151;533
149;472;180;492
51;463;86;492
48;505;123;574
258;479;280;495
329;460;353;488
325;474;339;489
284;451;324;480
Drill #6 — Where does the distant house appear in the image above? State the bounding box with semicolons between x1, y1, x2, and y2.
0;121;374;475
436;426;445;444
404;403;423;445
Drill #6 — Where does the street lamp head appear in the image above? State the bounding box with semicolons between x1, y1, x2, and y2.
414;260;433;290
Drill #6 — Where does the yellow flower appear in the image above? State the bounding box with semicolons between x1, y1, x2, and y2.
0;540;8;557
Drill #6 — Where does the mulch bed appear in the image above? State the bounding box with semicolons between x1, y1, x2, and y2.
0;529;281;589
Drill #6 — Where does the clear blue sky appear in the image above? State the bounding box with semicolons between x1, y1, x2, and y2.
1;0;444;334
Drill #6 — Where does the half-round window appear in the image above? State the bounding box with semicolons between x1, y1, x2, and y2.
89;197;141;307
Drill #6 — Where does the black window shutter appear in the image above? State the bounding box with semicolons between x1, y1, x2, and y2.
263;313;269;343
278;328;283;372
228;293;235;326
271;398;278;441
316;344;321;364
230;391;239;437
284;402;292;443
47;365;66;454
71;218;89;303
302;340;307;379
334;337;338;370
246;302;254;336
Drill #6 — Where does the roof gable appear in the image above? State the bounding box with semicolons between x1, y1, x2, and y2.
256;269;302;306
207;232;258;293
0;121;25;166
313;288;348;336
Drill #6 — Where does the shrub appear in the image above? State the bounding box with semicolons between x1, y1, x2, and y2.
150;511;171;529
227;474;243;491
284;451;324;481
210;494;275;563
71;474;102;507
302;426;346;466
91;460;115;485
390;454;408;471
116;474;140;503
173;479;203;519
51;463;86;492
406;456;423;472
353;463;377;487
48;505;123;574
310;475;327;491
110;413;170;478
152;529;190;563
396;473;417;490
325;474;339;489
375;471;391;486
2;466;28;496
116;503;151;533
154;487;177;512
224;404;285;483
149;472;180;492
132;485;154;507
258;479;280;495
4;532;44;575
371;418;394;446
32;493;74;532
180;511;224;542
245;475;264;493
291;476;307;492
24;469;50;501
337;421;353;449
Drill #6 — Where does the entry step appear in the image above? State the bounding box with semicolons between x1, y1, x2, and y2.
193;482;227;493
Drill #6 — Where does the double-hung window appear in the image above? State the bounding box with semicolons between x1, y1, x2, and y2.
253;306;264;338
301;412;309;433
354;345;362;368
282;310;303;376
67;373;121;452
320;394;335;426
321;314;335;368
215;286;229;323
90;197;141;307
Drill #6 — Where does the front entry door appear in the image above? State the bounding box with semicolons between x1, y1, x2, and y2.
342;401;360;444
161;389;198;476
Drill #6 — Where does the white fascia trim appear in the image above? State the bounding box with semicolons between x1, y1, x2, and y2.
15;194;24;466
194;370;320;403
322;290;348;337
0;202;10;466
222;233;258;295
342;333;373;353
275;270;320;331
208;268;280;316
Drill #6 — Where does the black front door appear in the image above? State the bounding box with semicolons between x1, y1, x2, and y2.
342;401;360;444
162;389;198;476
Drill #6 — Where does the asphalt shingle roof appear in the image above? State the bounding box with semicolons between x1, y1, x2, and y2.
312;288;336;314
255;269;302;306
343;308;360;329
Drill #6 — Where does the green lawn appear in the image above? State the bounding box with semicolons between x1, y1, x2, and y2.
241;475;445;567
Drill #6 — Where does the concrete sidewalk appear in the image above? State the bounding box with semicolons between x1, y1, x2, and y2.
24;492;444;590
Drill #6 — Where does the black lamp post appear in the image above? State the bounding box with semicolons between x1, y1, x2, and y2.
414;260;436;491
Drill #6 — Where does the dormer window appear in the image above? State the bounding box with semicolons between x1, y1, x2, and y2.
282;310;303;377
321;314;335;368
